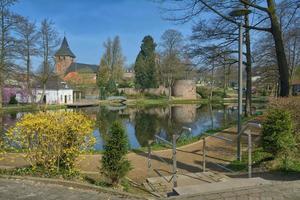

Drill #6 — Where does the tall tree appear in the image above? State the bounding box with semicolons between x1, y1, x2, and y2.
159;29;185;98
134;35;158;89
159;0;300;97
38;19;59;103
0;0;18;108
16;16;39;103
97;36;125;96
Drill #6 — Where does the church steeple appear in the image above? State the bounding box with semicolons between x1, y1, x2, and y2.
55;36;76;77
55;37;76;58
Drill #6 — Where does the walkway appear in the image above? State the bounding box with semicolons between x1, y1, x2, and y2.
0;178;141;200
171;180;300;200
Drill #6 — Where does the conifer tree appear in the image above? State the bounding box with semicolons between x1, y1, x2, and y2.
101;121;131;186
134;35;157;89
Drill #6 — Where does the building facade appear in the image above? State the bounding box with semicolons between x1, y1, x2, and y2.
34;76;73;105
54;37;99;99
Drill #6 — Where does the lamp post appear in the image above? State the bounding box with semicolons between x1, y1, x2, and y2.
229;8;251;161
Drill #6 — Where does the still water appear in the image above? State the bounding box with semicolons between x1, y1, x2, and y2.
0;104;239;150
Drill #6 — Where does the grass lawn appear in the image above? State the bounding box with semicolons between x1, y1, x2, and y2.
1;104;67;113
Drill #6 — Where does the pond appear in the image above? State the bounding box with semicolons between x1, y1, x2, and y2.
0;104;242;150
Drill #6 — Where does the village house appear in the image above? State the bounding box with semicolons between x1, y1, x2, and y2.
34;76;73;104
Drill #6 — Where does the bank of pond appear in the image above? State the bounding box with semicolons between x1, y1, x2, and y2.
0;103;265;151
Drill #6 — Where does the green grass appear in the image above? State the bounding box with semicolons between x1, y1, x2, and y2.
1;104;67;113
227;148;274;172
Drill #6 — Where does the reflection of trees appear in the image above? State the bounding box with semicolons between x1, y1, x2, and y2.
134;111;160;147
96;106;119;141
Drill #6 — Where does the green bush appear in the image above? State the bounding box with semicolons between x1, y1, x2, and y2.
196;86;210;99
101;121;131;186
212;90;226;98
9;95;18;104
262;109;295;159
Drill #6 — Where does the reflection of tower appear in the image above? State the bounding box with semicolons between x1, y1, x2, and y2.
171;105;197;123
54;37;76;77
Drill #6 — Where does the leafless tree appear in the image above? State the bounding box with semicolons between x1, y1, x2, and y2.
15;16;39;103
159;29;187;99
158;0;300;97
38;19;59;103
0;0;18;108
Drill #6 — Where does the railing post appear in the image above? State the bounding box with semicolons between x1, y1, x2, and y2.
203;138;206;172
172;134;177;188
248;133;252;178
147;140;152;177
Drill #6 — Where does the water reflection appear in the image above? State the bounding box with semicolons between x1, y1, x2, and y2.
1;104;238;150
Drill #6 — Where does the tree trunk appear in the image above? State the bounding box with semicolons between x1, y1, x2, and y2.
0;79;2;109
244;9;252;116
267;0;290;97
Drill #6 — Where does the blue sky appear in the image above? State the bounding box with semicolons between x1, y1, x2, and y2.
12;0;192;67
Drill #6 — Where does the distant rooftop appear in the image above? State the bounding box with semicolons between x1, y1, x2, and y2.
65;62;99;74
55;37;76;58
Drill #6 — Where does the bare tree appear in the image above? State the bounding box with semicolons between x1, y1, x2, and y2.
159;29;186;99
0;0;18;108
158;0;300;97
16;16;39;103
38;19;59;103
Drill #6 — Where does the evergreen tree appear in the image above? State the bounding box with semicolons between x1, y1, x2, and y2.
134;35;158;89
101;121;131;186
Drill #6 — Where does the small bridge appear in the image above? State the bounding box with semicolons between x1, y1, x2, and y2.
106;96;127;103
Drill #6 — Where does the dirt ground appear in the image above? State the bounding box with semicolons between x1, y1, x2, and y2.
1;126;259;184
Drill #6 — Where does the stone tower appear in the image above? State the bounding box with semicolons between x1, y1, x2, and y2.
54;37;76;77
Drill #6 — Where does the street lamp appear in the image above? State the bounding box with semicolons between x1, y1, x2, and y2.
229;8;251;161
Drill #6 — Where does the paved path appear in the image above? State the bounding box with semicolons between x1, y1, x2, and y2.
0;178;139;200
171;180;300;200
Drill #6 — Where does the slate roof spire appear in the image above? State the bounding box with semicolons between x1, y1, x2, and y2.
55;36;76;58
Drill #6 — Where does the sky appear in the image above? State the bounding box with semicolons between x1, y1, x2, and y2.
11;0;192;67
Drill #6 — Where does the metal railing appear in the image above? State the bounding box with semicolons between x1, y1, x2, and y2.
202;121;261;178
147;127;191;189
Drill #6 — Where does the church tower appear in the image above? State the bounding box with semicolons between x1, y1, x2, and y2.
54;37;76;77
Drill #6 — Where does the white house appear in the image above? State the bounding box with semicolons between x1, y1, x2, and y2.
34;76;73;105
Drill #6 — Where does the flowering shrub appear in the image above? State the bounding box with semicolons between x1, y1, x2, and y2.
7;111;95;176
0;139;5;161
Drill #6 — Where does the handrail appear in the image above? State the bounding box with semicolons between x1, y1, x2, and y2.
148;126;192;189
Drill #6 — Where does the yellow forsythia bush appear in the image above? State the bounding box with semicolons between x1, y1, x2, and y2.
0;139;5;161
7;111;95;175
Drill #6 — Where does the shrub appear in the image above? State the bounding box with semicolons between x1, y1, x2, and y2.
269;97;300;142
6;111;95;176
101;121;131;186
0;139;5;161
9;95;18;104
212;90;226;98
196;86;210;99
262;109;295;159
